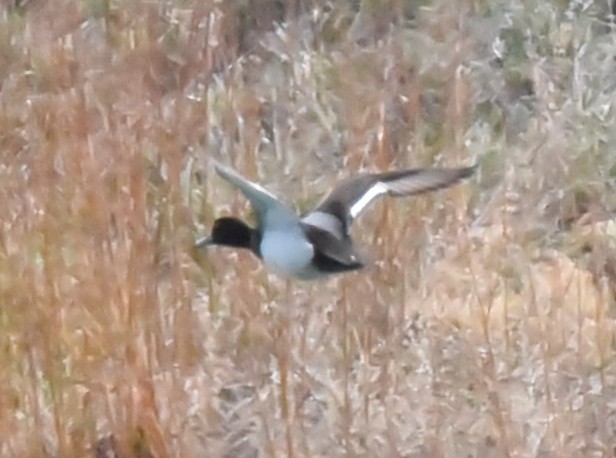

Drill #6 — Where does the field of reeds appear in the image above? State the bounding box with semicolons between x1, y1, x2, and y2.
1;0;616;456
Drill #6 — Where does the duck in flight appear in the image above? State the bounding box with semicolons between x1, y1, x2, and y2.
196;161;475;280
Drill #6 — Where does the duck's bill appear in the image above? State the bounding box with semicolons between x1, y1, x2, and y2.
195;236;213;248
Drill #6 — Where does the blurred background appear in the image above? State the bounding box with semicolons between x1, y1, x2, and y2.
1;0;616;456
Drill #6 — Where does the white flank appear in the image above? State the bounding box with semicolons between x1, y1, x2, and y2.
260;228;315;278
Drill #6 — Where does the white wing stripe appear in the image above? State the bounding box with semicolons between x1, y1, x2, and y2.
349;182;388;219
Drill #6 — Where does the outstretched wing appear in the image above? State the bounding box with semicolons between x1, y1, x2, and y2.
213;160;299;228
306;166;476;233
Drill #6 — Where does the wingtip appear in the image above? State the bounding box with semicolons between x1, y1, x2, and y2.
209;157;230;176
209;158;247;186
195;235;213;248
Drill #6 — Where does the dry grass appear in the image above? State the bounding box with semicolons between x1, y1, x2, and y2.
1;0;616;456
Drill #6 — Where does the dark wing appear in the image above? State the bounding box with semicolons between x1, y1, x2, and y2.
301;223;364;274
307;166;476;232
